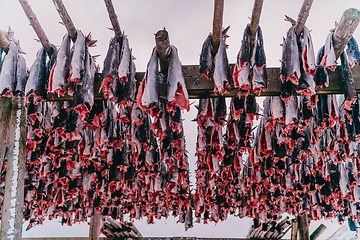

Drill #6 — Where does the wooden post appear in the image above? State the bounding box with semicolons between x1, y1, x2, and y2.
89;210;102;240
333;8;360;59
249;0;264;56
155;29;171;73
212;0;224;55
291;219;298;240
18;0;53;55
294;0;314;37
310;224;327;240
52;0;77;41
0;96;26;240
104;0;123;44
298;215;310;240
0;30;10;53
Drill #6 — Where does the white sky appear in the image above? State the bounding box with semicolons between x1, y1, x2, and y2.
0;0;359;238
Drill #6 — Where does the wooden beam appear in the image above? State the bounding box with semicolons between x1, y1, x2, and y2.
43;64;360;101
0;96;26;239
89;211;102;240
18;0;53;55
249;0;264;56
294;0;314;37
155;29;171;73
104;0;123;44
52;0;77;41
298;215;310;240
310;224;327;240
0;30;10;53
291;219;298;240
333;8;360;59
212;0;224;55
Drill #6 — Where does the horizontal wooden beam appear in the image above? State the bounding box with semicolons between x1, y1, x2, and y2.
21;238;253;240
43;65;360;101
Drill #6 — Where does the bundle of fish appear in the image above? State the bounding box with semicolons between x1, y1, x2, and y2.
280;17;316;102
233;25;268;96
0;29;27;98
199;27;231;95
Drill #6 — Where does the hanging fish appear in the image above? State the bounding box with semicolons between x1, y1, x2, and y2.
281;26;300;85
0;42;18;97
213;35;230;95
68;30;85;83
166;45;190;112
49;33;71;97
346;37;360;67
270;96;285;123
300;26;316;76
320;32;337;71
340;51;356;111
313;46;329;88
296;62;315;96
25;47;47;104
199;34;213;80
136;47;160;117
101;37;120;99
14;55;27;96
233;25;251;95
118;35;131;83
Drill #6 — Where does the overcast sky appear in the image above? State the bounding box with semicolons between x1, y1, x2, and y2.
0;0;359;238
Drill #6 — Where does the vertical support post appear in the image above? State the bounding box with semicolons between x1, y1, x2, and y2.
333;8;360;59
291;219;298;240
310;224;327;240
0;96;26;240
104;0;123;44
155;29;171;73
18;0;53;56
294;0;314;37
298;215;310;240
212;0;224;55
52;0;77;41
89;210;102;240
249;0;264;56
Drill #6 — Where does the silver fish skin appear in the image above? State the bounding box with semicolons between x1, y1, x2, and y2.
253;26;266;69
49;33;71;97
314;46;329;88
340;51;356;110
167;45;190;111
25;47;47;103
346;36;360;67
284;95;298;132
263;96;273;129
69;30;85;83
199;34;213;79
339;162;350;197
252;63;268;94
281;26;300;85
136;47;159;115
270;96;285;123
320;32;337;71
0;42;18;97
101;37;120;99
300;26;316;76
118;35;131;83
15;54;27;96
213;36;230;95
296;71;315;96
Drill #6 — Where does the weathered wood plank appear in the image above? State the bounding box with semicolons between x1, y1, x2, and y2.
0;96;26;240
298;215;310;240
89;211;102;240
249;0;264;55
291;219;298;240
155;29;171;73
310;223;327;240
18;0;53;55
294;0;314;37
104;0;123;44
212;0;224;55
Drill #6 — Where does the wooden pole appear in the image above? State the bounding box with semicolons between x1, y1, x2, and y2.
0;30;10;53
18;0;53;55
249;0;264;57
104;0;123;44
89;210;102;240
294;0;314;37
333;8;360;59
0;96;26;240
52;0;77;41
310;224;327;240
291;219;298;240
298;215;310;240
212;0;224;55
155;29;171;73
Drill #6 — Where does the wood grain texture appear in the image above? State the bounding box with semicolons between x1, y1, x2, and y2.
52;0;77;41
